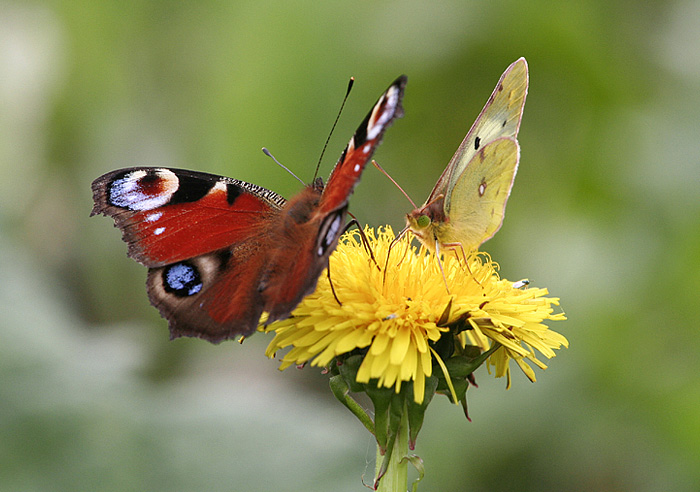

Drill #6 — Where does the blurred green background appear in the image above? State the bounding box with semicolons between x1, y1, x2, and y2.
2;0;699;490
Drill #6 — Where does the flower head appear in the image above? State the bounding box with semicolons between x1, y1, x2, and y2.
264;226;567;404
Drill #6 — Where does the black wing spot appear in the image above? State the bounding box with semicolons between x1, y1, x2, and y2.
502;119;507;128
353;109;371;148
216;249;233;271
139;170;160;185
163;262;203;297
474;136;481;150
226;183;243;205
169;174;215;205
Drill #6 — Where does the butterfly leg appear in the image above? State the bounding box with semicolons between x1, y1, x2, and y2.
326;259;342;306
326;217;377;307
345;215;379;270
442;241;483;288
383;226;410;286
434;239;452;294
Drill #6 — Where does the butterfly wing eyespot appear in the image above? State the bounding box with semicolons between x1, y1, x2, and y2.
407;58;528;253
92;167;285;341
92;167;287;267
162;261;204;297
147;245;268;342
107;168;180;211
92;76;406;343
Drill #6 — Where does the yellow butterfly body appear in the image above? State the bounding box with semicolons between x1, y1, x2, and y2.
407;58;528;253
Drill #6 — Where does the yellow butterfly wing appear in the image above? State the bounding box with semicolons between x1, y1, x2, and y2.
440;57;527;206
435;137;520;251
407;58;528;252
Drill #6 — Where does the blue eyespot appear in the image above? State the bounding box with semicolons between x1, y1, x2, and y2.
163;262;203;297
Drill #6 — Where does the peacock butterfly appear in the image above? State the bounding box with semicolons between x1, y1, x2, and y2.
92;76;406;343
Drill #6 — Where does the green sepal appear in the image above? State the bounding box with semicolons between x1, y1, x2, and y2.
336;354;365;393
457;343;483;359
407;376;438;449
376;392;406;483
444;353;486;379
388;391;404;439
460;392;471;421
436;298;453;326
435;342;501;388
437;377;469;403
365;383;394;453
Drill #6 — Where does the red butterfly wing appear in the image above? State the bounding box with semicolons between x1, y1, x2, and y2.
262;76;406;322
92;168;286;341
146;240;269;341
91;76;406;343
91;168;286;266
320;75;406;213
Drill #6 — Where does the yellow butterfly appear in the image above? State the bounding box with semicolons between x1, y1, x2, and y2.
404;58;528;256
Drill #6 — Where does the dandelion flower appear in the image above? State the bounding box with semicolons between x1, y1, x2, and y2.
264;226;567;404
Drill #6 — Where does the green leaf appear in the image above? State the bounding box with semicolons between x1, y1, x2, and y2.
402;454;425;492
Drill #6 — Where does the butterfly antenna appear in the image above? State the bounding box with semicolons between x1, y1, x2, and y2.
372;160;418;209
261;147;305;186
313;77;355;180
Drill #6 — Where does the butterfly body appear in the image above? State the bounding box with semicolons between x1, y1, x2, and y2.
92;76;406;342
406;58;528;253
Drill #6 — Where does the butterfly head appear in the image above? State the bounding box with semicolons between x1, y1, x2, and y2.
405;210;432;245
405;194;448;252
405;210;437;252
312;176;324;193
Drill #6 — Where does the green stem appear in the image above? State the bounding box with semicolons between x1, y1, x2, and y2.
329;376;375;436
375;403;408;492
